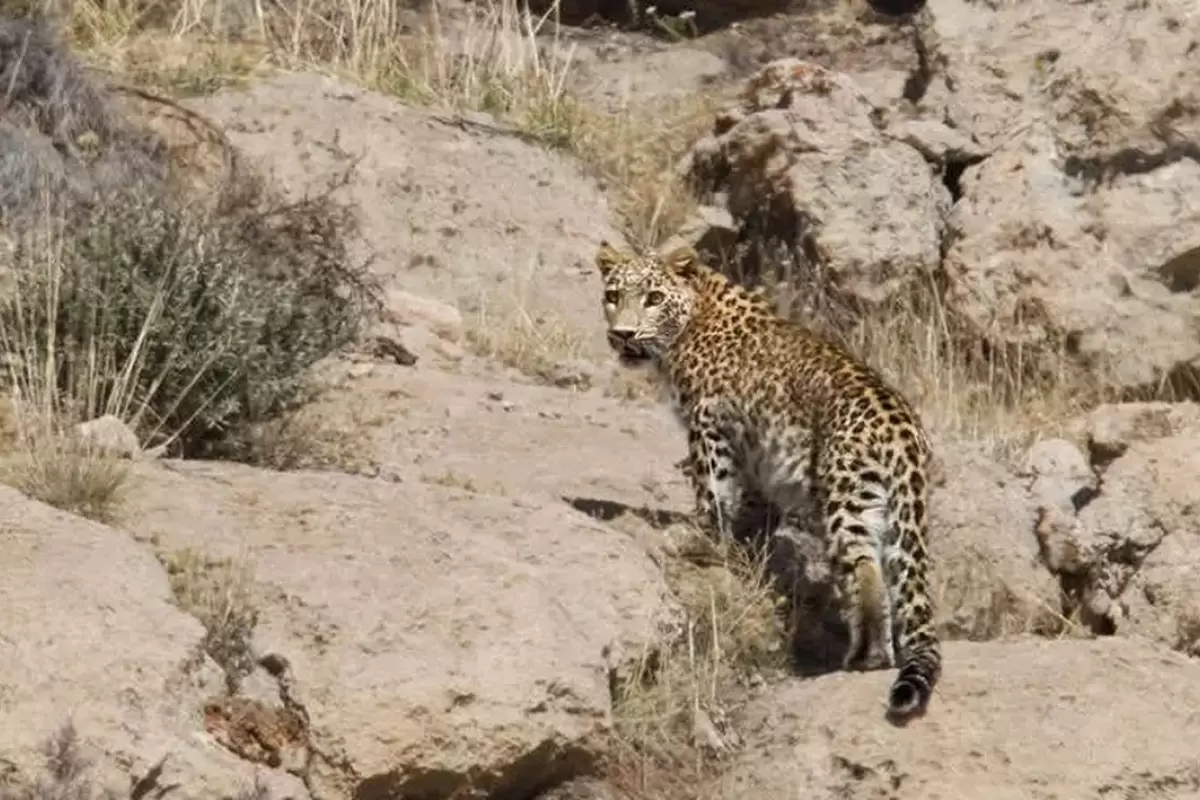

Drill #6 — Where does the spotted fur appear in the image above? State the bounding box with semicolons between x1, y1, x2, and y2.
595;241;940;721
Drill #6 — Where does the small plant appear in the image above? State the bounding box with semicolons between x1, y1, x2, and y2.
160;548;259;689
644;6;699;41
607;522;786;794
0;422;129;523
421;469;481;492
465;309;584;382
566;92;722;250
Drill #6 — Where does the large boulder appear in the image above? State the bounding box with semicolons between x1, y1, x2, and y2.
719;637;1200;799
676;0;1200;398
922;0;1199;155
928;439;1069;640
926;0;1200;395
1035;402;1200;649
189;73;627;367
0;486;306;799
943;121;1200;395
122;460;673;799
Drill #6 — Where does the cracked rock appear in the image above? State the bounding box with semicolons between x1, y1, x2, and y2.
681;58;949;311
885;117;987;164
920;0;1200;397
1034;417;1200;645
928;439;1064;639
1020;438;1095;515
943;118;1200;397
0;485;308;800
122;461;672;800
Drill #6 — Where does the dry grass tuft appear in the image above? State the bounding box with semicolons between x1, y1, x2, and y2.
244;396;379;475
841;297;1089;461
419;467;506;494
606;522;787;797
0;423;130;524
462;266;586;381
568;92;724;249
160;547;259;687
0;222;137;524
465;310;585;381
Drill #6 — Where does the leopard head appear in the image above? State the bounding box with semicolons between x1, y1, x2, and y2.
594;241;700;367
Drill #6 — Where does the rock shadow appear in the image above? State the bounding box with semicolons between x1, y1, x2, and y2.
567;492;850;679
564;496;692;529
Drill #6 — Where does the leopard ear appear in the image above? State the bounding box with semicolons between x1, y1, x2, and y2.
595;240;626;280
662;244;700;279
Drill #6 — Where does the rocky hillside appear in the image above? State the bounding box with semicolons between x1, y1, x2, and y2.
0;0;1198;799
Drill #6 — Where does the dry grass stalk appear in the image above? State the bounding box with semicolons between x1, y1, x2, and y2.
607;522;787;796
160;547;259;686
749;256;1092;459
462;261;586;381
842;295;1089;460
465;310;584;381
0;214;137;523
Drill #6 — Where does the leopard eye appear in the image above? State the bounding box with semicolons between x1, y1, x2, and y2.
603;289;620;305
644;290;666;307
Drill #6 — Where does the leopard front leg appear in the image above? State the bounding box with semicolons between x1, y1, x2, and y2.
685;408;745;540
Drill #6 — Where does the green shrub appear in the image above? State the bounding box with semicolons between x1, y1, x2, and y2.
0;170;381;459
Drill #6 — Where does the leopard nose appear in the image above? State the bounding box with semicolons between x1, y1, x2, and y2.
608;329;634;344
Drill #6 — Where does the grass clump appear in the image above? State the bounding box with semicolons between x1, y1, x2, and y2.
244;399;379;475
465;310;585;382
160;547;259;687
722;247;1089;458
0;427;130;524
606;523;787;797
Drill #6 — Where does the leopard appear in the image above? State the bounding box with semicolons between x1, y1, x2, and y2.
594;240;941;722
